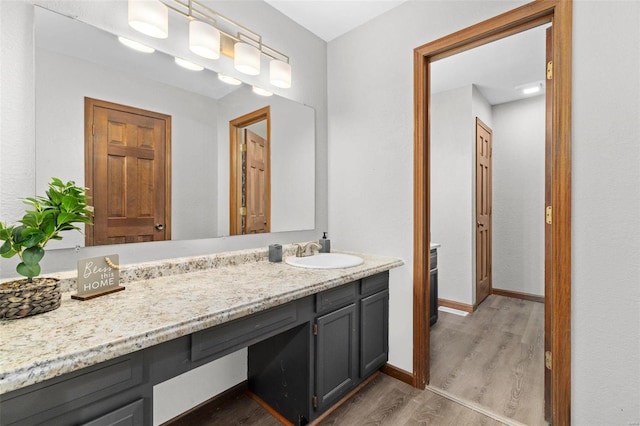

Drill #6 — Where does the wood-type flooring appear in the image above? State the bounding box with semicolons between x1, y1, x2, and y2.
170;295;545;426
430;295;546;426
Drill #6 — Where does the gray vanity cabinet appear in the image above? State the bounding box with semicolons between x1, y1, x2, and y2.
314;303;358;410
360;289;389;377
430;248;438;326
2;272;390;426
83;399;144;426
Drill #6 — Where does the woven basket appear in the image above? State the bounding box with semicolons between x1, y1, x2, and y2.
0;278;61;320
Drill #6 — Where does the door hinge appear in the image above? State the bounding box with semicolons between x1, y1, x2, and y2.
545;351;552;370
240;207;247;216
546;61;553;80
240;143;247;152
312;395;318;409
545;206;552;225
312;323;318;336
92;124;95;135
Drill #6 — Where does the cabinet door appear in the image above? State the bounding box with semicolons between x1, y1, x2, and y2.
315;304;357;410
360;290;389;377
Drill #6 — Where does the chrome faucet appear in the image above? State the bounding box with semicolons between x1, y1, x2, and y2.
295;242;322;257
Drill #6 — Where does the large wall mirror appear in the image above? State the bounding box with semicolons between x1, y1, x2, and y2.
34;6;315;250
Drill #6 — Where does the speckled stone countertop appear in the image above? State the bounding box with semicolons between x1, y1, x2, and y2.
0;246;403;395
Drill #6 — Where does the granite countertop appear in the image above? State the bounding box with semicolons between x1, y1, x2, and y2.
0;248;403;395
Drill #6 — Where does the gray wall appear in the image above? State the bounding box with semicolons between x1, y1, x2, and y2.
328;0;640;422
492;95;545;296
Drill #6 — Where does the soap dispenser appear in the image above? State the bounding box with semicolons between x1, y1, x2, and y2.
319;232;330;253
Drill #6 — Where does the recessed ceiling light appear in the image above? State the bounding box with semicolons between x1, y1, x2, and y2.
522;85;541;95
252;86;273;97
174;57;204;71
118;36;155;53
517;81;544;95
218;73;242;86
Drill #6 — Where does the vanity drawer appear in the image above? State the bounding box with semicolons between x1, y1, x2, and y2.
316;282;357;314
191;302;298;362
360;272;389;297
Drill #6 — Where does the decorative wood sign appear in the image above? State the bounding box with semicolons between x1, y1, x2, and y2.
71;255;125;301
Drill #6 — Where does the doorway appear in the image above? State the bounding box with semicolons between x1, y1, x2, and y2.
84;98;172;246
476;118;493;306
229;106;271;235
412;1;572;425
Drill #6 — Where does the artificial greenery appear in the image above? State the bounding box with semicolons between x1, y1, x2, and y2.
0;178;93;282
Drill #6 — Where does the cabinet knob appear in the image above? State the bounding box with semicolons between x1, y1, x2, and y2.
155;224;164;231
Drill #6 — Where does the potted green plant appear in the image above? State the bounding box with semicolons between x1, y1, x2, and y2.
0;178;93;320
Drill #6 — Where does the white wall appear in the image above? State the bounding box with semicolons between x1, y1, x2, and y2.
329;0;640;422
36;48;219;247
431;85;475;305
492;95;545;296
0;1;35;228
572;1;640;423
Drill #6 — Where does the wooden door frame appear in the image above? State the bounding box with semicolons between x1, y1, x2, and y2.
413;1;572;425
229;106;271;235
84;97;172;246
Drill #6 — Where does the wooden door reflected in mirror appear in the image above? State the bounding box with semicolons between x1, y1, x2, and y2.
229;107;271;235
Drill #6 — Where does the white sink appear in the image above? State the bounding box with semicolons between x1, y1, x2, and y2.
285;253;364;269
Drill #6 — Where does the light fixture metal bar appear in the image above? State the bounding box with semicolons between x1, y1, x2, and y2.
160;0;288;63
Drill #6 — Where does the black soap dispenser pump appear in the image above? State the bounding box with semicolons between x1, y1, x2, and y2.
319;232;330;253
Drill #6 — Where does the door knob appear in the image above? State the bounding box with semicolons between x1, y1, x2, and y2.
155;224;164;231
477;222;484;227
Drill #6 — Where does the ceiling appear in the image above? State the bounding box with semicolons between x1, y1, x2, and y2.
264;0;409;42
265;0;547;105
40;1;547;106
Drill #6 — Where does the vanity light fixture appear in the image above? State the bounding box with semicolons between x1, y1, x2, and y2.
218;73;242;86
189;20;221;59
270;59;292;88
117;36;156;53
128;0;169;39
234;42;261;75
174;57;204;71
127;0;291;88
252;86;273;97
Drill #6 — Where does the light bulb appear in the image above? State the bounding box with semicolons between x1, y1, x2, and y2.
234;42;260;75
189;20;221;60
270;59;291;88
128;0;168;39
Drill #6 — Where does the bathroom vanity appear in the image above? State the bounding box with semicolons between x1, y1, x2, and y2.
0;248;402;425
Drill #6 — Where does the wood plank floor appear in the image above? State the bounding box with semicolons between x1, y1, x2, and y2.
170;294;544;426
430;295;546;426
174;373;506;426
